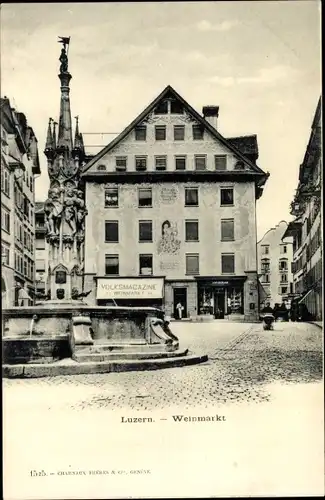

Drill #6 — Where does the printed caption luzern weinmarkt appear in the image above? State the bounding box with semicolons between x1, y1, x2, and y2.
121;414;227;423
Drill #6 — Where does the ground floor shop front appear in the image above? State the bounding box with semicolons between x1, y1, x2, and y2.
86;273;260;321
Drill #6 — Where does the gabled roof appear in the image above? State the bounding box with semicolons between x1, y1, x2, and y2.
82;85;266;177
227;135;258;161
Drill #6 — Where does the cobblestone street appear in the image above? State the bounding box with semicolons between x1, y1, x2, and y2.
3;321;324;499
3;321;323;411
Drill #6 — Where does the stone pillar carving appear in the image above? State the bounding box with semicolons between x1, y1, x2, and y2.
44;41;87;301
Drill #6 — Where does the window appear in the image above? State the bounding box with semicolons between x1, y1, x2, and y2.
185;187;198;206
194;155;206;171
192;125;204;140
139;254;153;275
139;220;152;242
1;167;10;196
280;273;288;283
215;155;227;171
262;245;270;255
155;156;167;171
98;164;106;171
221;253;235;274
175;156;186;170
36;237;45;250
36;259;45;272
154;100;168;114
1;206;10;232
261;274;270;283
135;156;147;171
115;156;127;171
280;245;287;254
221;219;234;241
186;253;199;275
185;220;199;241
279;286;288;295
279;259;288;271
2;244;10;265
155;126;166;141
29;176;33;192
170;100;184;114
261;259;270;273
138;188;152;207
105;254;119;275
105;221;119;242
174;125;185;140
135;126;147;141
23;258;27;276
220;188;234;206
105;188;119;207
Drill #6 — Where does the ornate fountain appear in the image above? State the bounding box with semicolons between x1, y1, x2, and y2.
2;38;208;377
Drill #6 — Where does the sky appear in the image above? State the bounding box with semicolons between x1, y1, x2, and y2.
1;1;321;240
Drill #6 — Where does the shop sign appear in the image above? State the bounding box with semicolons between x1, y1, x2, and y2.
211;281;229;286
97;278;164;300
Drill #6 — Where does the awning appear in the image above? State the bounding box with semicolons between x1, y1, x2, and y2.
258;280;268;303
282;219;303;240
299;288;314;304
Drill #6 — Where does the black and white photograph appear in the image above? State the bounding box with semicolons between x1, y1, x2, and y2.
1;1;323;498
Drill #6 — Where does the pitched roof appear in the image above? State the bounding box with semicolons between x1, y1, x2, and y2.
82;85;266;176
227;135;258;161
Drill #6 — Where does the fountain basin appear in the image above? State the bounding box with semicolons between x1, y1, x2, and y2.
2;336;70;364
2;303;208;375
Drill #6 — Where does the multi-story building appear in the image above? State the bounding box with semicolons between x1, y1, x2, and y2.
34;202;48;296
283;97;322;320
81;86;269;321
257;221;294;307
1;97;41;306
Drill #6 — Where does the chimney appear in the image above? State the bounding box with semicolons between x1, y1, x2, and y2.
202;105;219;129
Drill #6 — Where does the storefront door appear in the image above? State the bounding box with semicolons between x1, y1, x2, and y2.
214;290;225;319
173;288;187;319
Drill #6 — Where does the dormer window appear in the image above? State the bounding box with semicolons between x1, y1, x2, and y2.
154;100;168;114
98;164;107;171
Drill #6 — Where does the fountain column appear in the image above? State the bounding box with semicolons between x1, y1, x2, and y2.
43;38;87;301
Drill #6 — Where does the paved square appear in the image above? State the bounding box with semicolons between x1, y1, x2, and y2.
3;321;322;411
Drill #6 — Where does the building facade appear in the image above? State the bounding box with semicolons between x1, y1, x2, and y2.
283;97;322;320
81;86;269;321
34;202;48;296
1;97;41;306
257;221;294;307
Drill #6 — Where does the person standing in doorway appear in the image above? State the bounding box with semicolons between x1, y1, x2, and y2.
176;302;183;320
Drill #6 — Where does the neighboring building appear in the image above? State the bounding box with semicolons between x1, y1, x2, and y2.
34;201;48;296
283;97;322;320
257;221;294;307
81;86;269;321
1;97;41;306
